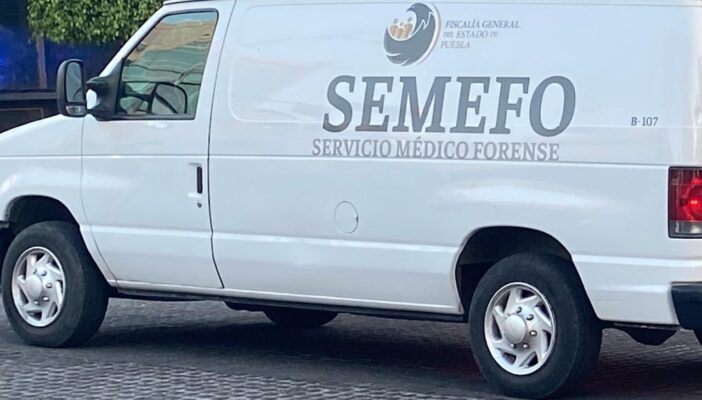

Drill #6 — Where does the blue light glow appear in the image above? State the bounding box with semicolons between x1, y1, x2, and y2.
0;26;9;88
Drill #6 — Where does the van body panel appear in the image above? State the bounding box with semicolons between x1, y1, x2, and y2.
1;0;702;327
212;1;697;166
203;0;702;323
79;1;235;288
0;116;119;282
11;1;702;393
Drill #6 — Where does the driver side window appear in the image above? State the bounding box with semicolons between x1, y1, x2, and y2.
116;11;218;118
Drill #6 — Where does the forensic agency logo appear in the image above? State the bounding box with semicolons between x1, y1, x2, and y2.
384;3;441;66
317;5;576;164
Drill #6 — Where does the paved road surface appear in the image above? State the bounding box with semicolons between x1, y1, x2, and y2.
1;299;701;399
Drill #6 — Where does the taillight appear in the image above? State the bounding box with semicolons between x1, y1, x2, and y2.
669;167;702;237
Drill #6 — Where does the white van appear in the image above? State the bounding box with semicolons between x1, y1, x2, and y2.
1;0;701;397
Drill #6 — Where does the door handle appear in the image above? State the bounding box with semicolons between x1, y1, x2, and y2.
196;166;204;194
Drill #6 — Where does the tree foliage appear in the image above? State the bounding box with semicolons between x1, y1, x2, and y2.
27;0;162;44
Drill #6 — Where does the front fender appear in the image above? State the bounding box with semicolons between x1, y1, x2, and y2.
0;116;116;283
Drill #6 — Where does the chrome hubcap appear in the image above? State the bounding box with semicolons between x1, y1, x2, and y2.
484;282;556;376
503;315;527;344
11;247;66;328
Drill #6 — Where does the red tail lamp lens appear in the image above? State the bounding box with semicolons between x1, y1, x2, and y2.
669;168;702;237
686;186;702;220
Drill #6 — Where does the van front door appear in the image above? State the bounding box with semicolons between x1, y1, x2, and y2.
81;6;231;288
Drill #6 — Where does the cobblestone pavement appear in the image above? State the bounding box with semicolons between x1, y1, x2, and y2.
0;299;701;399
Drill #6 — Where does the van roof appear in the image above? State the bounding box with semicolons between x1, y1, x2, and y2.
163;0;208;4
163;0;219;5
162;0;700;6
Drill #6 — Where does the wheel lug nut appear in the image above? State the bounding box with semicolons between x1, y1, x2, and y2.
40;270;47;277
515;307;522;314
42;297;49;302
530;330;537;337
526;314;534;321
510;344;517;349
33;301;39;305
522;343;530;350
45;283;53;289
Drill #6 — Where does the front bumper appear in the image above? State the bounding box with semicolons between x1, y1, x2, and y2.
672;284;702;330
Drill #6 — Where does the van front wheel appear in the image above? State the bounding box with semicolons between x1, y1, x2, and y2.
469;253;602;399
1;222;109;348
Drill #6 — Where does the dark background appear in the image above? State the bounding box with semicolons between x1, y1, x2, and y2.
0;0;117;92
0;0;118;131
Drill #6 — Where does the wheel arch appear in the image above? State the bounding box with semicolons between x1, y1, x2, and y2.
0;195;108;290
454;226;589;313
5;195;80;234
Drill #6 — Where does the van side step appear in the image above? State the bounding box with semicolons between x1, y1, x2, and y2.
114;288;467;323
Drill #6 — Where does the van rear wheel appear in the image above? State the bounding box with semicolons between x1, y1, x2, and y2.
468;253;602;399
264;307;337;329
1;222;109;348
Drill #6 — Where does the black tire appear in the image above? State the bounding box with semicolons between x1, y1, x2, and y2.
469;253;602;399
1;221;109;348
264;307;337;329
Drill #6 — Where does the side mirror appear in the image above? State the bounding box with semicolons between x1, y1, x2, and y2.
85;59;123;121
57;60;87;118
